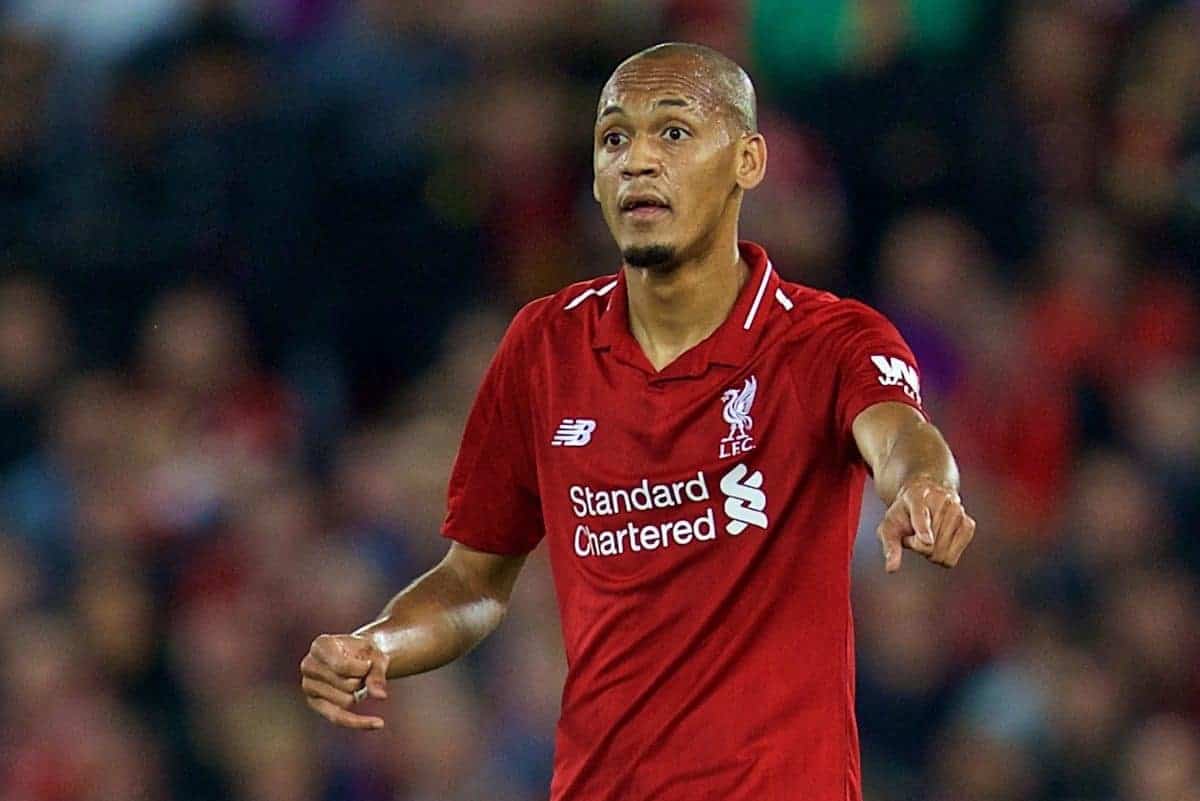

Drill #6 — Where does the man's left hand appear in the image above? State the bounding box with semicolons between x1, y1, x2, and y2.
876;477;976;573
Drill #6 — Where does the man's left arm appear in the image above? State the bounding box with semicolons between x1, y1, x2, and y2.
852;401;976;573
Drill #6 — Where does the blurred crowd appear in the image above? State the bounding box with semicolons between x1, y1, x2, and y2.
0;1;1197;800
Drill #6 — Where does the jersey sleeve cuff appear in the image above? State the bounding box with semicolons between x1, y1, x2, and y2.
842;392;929;438
440;526;539;556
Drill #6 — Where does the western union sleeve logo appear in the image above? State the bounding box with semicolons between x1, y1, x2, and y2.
870;355;921;404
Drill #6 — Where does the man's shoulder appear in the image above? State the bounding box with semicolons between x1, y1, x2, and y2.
508;274;620;339
776;280;894;329
772;280;903;357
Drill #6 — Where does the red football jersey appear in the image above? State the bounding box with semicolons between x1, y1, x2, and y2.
443;242;924;801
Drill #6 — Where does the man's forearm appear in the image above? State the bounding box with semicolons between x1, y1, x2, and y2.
352;559;508;679
872;415;960;505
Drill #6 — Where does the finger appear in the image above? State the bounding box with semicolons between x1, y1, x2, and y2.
944;515;977;567
300;656;365;693
901;533;934;556
931;507;962;565
307;696;384;730
900;508;934;556
364;657;389;700
930;491;959;539
302;676;356;708
313;637;372;678
877;516;907;573
903;492;935;548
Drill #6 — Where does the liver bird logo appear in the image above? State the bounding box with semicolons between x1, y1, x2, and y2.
721;376;757;442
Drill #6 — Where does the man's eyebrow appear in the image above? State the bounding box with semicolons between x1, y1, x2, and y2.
597;97;695;120
653;97;693;109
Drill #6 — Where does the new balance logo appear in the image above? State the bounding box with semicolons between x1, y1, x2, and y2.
552;419;596;447
870;355;921;404
720;463;768;535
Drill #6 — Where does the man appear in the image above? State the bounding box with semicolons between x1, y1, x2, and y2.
300;43;976;801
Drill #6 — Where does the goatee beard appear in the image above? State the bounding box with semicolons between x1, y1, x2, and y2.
622;244;677;271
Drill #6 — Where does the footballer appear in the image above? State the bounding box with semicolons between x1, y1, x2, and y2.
301;42;976;801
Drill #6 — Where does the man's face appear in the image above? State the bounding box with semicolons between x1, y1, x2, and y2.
593;55;747;269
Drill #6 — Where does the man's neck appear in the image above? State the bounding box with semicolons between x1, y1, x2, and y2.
624;238;748;372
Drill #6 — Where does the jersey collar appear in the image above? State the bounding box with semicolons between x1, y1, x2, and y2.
592;241;781;378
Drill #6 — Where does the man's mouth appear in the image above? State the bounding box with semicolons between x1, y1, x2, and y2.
620;196;671;220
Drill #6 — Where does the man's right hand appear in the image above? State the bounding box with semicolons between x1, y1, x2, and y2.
300;633;390;730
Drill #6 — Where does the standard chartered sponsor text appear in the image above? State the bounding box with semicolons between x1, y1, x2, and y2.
570;470;762;558
570;472;709;517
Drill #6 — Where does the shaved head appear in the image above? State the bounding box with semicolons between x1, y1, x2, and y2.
600;42;758;133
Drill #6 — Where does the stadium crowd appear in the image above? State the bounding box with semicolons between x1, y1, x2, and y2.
0;1;1198;799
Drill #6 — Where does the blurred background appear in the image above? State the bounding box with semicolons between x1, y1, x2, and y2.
0;0;1197;799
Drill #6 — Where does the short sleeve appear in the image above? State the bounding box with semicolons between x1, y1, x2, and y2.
441;305;544;555
831;301;927;438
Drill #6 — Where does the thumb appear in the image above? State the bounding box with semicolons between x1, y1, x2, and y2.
915;504;935;548
901;486;936;549
877;519;904;574
364;651;389;700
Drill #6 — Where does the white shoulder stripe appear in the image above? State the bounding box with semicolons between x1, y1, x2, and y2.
742;260;774;330
564;279;618;311
775;287;794;310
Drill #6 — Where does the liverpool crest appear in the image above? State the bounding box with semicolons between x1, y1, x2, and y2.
719;375;757;458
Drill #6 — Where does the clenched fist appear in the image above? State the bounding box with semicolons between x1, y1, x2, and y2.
300;634;390;729
877;476;976;573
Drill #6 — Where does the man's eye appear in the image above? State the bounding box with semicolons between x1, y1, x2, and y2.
603;132;626;147
664;127;691;141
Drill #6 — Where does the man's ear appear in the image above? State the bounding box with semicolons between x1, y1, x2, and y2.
735;133;767;191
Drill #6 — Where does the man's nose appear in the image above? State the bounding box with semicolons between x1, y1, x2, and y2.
621;136;661;179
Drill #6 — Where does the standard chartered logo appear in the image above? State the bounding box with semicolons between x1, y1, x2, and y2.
571;463;768;559
720;463;768;535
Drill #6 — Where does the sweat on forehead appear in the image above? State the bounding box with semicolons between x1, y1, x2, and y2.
599;42;757;133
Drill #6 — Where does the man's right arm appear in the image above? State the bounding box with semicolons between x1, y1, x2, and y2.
299;542;528;729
